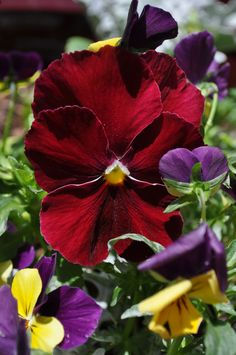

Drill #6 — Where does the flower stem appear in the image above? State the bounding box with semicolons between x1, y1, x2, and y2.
167;336;183;355
205;91;218;134
2;82;18;154
197;189;207;222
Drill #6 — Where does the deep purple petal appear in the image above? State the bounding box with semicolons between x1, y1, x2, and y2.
138;223;227;291
207;60;230;99
9;51;42;81
159;148;199;183
207;227;227;292
121;0;139;46
13;245;35;269
34;254;56;305
175;31;216;84
39;286;102;349
122;4;178;50
192;146;228;181
0;53;10;80
17;319;30;355
0;286;18;355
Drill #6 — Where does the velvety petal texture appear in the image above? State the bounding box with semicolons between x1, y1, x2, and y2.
32;46;162;157
174;31;230;98
9;51;42;81
138;223;227;292
27;46;205;266
142;51;204;127
13;245;35;270
40;286;102;349
174;31;216;84
35;254;56;305
159;146;228;183
121;0;178;50
0;286;19;355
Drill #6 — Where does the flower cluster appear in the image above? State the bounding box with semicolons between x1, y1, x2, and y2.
0;254;102;353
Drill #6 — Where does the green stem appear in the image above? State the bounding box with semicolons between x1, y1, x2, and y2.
2;83;17;154
197;189;207;222
205;91;218;134
167;336;183;355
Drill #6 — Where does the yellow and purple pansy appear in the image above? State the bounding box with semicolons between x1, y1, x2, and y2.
138;223;228;339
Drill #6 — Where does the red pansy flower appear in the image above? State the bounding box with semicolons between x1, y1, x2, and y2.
25;46;204;266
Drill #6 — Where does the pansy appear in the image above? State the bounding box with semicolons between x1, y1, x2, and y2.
13;244;36;270
174;31;230;99
0;285;30;355
25;45;204;266
11;254;102;352
159;146;228;196
0;50;42;82
89;0;178;52
138;223;228;338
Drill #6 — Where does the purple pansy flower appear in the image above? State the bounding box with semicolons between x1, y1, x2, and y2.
159;146;228;183
138;223;227;292
13;245;35;270
174;31;230;99
35;254;102;349
0;285;30;355
0;51;42;82
120;0;178;50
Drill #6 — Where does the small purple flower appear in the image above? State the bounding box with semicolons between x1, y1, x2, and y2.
0;51;42;82
174;31;230;99
138;223;227;292
13;245;35;270
120;0;178;50
0;285;30;355
159;146;228;183
35;254;102;349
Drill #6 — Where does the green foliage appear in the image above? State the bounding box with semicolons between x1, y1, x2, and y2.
204;321;236;355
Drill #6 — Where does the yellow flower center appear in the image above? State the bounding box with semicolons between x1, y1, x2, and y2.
104;160;130;185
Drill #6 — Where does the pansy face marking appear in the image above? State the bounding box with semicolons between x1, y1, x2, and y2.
104;160;130;185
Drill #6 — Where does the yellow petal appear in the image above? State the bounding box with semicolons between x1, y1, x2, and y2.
30;315;65;353
0;260;13;285
138;279;192;314
88;37;121;52
149;296;203;339
11;268;42;319
189;270;228;304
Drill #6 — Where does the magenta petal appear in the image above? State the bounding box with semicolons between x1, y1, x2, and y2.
25;105;112;192
39;286;102;349
192;146;228;181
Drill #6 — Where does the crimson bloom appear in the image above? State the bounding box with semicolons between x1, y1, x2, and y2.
25;46;204;266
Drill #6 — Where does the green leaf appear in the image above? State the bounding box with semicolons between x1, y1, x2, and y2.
191;162;202;182
164;196;194;213
204;321;236;355
226;240;236;268
0;194;22;236
215;302;236;316
65;36;92;52
108;233;164;254
110;286;122;307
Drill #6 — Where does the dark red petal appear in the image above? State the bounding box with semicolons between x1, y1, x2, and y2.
142;51;204;127
40;180;181;266
40;181;133;266
33;46;162;156
125;112;203;183
25;106;112;192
